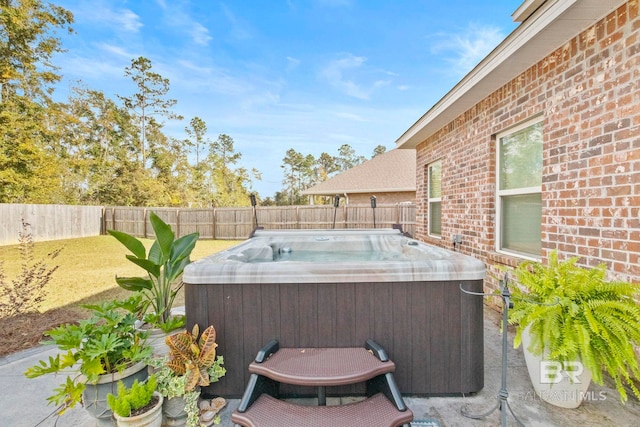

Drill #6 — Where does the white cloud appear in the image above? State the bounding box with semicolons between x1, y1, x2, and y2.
430;24;504;76
98;43;136;59
313;0;353;7
220;3;253;41
153;1;212;47
320;53;394;100
116;9;143;32
286;56;301;71
75;3;142;33
190;23;213;46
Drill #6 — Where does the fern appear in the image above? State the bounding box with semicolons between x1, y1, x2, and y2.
509;250;640;403
106;376;157;417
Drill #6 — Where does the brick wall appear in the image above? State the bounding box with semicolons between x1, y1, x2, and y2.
415;1;640;291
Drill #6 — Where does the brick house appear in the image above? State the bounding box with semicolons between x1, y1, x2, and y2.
302;149;416;205
396;0;640;291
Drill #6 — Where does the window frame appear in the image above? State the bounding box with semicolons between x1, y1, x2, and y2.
495;117;543;260
427;160;442;238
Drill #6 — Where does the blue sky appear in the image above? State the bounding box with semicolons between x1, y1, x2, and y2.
52;0;523;197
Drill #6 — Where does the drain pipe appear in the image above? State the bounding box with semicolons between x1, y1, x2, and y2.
370;195;377;228
332;195;340;229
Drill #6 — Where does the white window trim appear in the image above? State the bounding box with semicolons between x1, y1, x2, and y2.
495;117;542;260
427;161;442;239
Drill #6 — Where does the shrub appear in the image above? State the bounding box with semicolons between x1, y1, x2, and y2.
0;220;61;318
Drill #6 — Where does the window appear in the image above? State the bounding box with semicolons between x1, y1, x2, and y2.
428;161;442;237
496;118;543;257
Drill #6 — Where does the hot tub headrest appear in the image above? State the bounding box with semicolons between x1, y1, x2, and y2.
227;246;274;262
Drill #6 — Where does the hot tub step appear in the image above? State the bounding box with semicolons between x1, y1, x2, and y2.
231;392;413;427
233;339;413;426
248;338;396;386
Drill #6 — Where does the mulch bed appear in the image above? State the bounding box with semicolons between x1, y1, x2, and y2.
0;307;86;358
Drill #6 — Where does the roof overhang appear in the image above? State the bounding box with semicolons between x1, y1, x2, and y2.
396;0;624;149
302;187;415;196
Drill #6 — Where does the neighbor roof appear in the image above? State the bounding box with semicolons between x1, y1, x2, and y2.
396;0;621;148
302;149;416;195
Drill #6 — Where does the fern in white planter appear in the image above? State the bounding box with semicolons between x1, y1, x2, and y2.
508;250;640;403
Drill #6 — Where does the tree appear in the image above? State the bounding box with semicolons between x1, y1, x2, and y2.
119;57;181;166
0;0;73;102
335;143;366;171
204;134;255;207
372;145;386;157
185;116;208;167
0;0;73;203
280;149;316;205
316;152;339;182
63;87;142;205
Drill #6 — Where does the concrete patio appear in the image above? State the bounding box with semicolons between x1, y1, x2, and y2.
2;306;640;426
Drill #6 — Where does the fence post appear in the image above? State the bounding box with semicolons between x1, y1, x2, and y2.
176;209;181;238
143;208;148;238
100;207;105;235
212;208;216;240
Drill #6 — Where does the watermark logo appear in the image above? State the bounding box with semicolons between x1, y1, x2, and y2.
540;361;584;384
518;390;607;402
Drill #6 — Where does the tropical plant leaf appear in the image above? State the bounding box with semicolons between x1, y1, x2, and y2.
115;276;153;291
124;255;161;277
150;213;174;262
107;230;146;259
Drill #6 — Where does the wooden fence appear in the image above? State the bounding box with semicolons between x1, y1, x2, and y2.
0;204;104;245
103;203;416;240
0;203;416;245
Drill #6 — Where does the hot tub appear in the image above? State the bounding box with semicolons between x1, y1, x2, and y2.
184;229;485;397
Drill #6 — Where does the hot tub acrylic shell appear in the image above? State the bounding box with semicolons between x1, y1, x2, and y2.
184;229;485;397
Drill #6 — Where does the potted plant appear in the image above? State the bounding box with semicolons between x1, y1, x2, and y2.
25;298;152;425
108;212;199;354
107;375;163;427
148;324;226;427
508;250;640;407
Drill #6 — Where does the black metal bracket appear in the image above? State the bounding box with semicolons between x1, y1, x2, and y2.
236;373;279;413
365;338;389;362
255;339;279;363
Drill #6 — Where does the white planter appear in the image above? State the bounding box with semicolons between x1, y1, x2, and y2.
135;320;184;359
521;326;592;408
114;391;163;427
82;361;149;426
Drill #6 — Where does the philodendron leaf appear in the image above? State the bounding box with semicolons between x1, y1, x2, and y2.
115;276;153;291
108;230;146;259
49;376;85;413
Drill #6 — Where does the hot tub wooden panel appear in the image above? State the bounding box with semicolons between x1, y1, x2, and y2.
186;279;484;398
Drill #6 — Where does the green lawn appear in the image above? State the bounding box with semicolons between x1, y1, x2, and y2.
0;236;242;312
